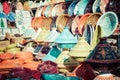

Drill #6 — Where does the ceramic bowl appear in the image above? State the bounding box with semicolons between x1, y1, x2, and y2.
42;73;65;80
92;0;101;13
96;11;118;37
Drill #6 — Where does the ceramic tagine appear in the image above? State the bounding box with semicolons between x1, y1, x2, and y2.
55;27;78;49
55;49;79;73
35;29;50;42
44;27;60;43
68;37;92;62
85;37;120;72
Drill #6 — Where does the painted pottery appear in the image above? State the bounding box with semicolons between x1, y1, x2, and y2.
78;13;91;36
35;29;50;42
44;27;60;42
84;13;102;28
91;25;102;49
96;11;118;37
42;73;65;80
71;15;81;35
74;0;89;15
55;50;79;72
68;37;92;62
35;46;51;60
100;0;109;13
83;24;94;45
42;46;61;62
68;0;79;16
85;38;120;72
55;27;78;48
56;14;69;32
92;0;101;13
84;0;95;14
37;60;58;74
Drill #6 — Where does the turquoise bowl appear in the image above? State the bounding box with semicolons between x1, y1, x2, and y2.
42;73;65;80
68;0;79;16
74;0;89;15
65;76;82;80
96;11;118;37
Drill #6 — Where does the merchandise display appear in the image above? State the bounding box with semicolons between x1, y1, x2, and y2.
0;0;120;80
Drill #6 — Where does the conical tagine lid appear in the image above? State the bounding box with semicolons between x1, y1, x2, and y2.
55;27;78;43
35;29;50;42
68;37;92;62
44;27;60;42
55;50;79;68
85;38;120;64
55;27;78;48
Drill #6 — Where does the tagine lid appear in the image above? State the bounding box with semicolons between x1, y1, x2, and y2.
44;28;60;42
55;27;78;43
68;37;92;57
55;50;79;68
35;29;50;42
85;37;120;64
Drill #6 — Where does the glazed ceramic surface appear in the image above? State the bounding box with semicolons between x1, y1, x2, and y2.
92;0;101;13
56;15;69;32
42;46;61;62
55;27;78;48
91;25;102;48
85;38;120;67
83;24;94;45
96;12;118;37
55;50;79;72
71;15;81;35
68;0;79;16
78;13;91;36
35;29;50;42
68;37;92;62
45;28;60;42
74;0;89;15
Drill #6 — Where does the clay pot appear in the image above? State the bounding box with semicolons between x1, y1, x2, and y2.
0;53;15;60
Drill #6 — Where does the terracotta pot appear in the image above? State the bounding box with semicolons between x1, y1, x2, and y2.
16;51;34;62
0;53;15;60
1;58;24;65
22;61;41;70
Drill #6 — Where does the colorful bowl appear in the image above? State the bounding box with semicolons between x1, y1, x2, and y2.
74;0;89;15
96;11;118;37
